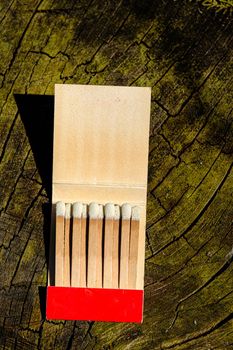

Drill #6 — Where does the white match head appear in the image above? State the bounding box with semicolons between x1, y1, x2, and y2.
65;203;71;219
89;202;99;219
105;203;115;219
132;206;141;220
99;204;104;219
122;203;132;220
56;201;65;216
73;202;83;218
82;204;87;218
114;205;120;220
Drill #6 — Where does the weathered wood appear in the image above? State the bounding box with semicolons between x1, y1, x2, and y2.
0;0;232;349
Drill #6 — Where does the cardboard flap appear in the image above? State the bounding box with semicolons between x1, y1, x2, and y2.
53;84;151;195
50;84;151;290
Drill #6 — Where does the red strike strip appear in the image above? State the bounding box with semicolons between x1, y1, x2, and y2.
46;286;144;323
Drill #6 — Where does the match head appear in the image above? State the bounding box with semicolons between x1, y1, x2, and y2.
105;203;115;219
65;203;71;219
89;202;99;219
99;204;104;219
114;205;120;220
56;201;65;216
82;204;87;218
122;203;132;220
132;206;141;221
73;202;83;218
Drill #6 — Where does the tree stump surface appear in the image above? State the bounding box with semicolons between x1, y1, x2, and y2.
0;1;232;349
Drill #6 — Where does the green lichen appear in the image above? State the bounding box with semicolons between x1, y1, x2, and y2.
199;0;233;14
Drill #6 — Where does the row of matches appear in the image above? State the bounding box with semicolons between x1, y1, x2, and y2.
55;202;140;289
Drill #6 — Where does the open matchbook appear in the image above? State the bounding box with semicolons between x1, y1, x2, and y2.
46;84;151;323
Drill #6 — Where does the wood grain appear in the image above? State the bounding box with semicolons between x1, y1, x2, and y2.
0;0;232;348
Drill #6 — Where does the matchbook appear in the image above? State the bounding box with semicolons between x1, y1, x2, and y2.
46;84;151;323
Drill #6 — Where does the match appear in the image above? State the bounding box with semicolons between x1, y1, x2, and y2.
112;205;120;288
71;202;83;287
119;203;131;289
87;203;102;288
64;203;71;286
128;206;140;289
55;201;65;286
103;203;115;288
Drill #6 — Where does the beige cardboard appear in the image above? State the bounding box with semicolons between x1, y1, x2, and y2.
51;84;151;290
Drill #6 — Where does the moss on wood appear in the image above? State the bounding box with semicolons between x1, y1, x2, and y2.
0;0;232;349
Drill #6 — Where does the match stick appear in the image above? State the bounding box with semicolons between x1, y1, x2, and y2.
119;203;131;289
71;202;83;287
98;204;104;248
81;204;87;287
112;205;120;289
87;203;102;288
96;204;103;287
55;201;65;286
64;203;71;286
103;203;115;288
128;206;141;289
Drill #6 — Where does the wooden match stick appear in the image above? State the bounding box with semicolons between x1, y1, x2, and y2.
87;203;102;288
103;203;115;288
119;203;131;289
71;202;83;287
97;204;103;287
64;203;71;286
112;205;120;289
55;201;65;286
128;206;140;289
81;204;87;287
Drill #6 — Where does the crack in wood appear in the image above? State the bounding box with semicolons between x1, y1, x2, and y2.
0;1;232;348
0;0;44;90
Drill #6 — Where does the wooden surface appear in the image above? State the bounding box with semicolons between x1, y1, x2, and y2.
0;1;232;349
